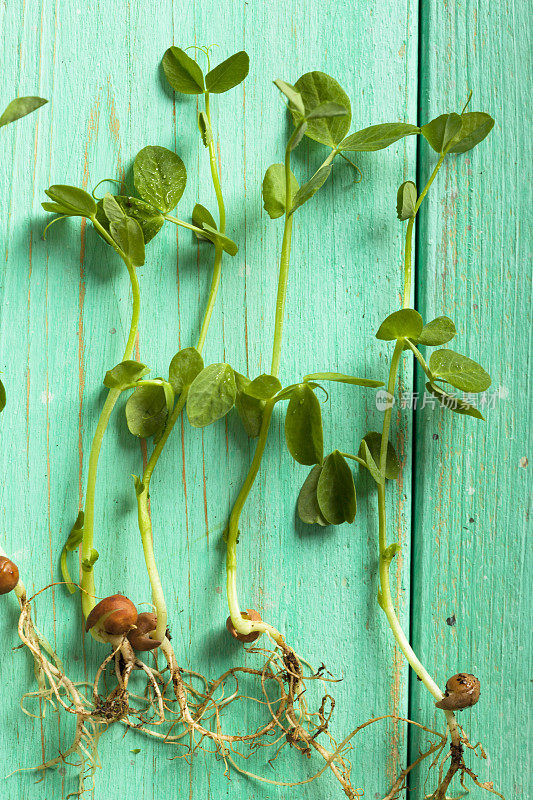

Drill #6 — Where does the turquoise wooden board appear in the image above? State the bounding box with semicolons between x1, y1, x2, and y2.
0;2;528;800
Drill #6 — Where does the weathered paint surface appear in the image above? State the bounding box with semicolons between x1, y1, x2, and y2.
0;1;528;799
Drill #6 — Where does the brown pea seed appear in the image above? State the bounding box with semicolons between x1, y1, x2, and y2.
85;594;138;636
127;612;161;651
0;556;19;595
226;608;262;643
435;673;480;710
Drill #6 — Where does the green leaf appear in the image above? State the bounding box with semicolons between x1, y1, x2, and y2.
290;165;332;214
197;111;213;147
102;192;126;224
288;121;308;151
168;347;204;393
273;79;305;116
0;379;5;413
421;113;463;153
429;350;491;393
244;374;282;400
96;196;164;244
44;185;97;218
303;372;383;388
235;391;265;438
376;309;423;341
317;450;356;525
359;440;384;485
448;112;495;154
162;46;205;94
358;432;400;480
306;102;348;120
201;223;238;256
339;123;420;152
425;381;484;420
103;360;149;390
0;96;47;127
192;203;217;238
417;316;456;346
262;163;299;219
284;383;323;466
396;181;417;221
110;217;145;267
133;145;187;213
126;383;168;438
205;51;249;93
297;465;328;526
293;72;351;146
186;363;236;428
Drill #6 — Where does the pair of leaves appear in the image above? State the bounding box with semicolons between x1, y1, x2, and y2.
358;432;400;484
100;194;145;266
376;310;457;348
235;373;282;437
0;96;47;128
288;72;352;148
262;164;299;219
103;360;149;390
96;195;164;244
126;382;174;439
162;47;249;95
133;145;187;214
191;204;238;256
43;185;97;218
298;451;356;526
397;181;417;220
421;111;494;154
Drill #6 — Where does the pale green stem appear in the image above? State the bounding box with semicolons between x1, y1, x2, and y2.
135;93;227;642
377;153;462;744
164;215;205;237
80;218;140;621
227;126;302;636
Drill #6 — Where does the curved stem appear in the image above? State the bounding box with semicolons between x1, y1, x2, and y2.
135;92;227;641
164;215;206;237
80;249;140;620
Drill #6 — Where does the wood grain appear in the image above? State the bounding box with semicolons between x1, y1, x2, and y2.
0;1;528;799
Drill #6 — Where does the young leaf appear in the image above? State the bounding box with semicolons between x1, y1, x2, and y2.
168;347;204;393
358;432;400;480
245;374;282;400
126;383;168;438
205;51;249;93
186;363;237;427
306;102;348;120
103;360;149;390
235;392;265;438
192;203;218;238
317;450;356;524
290;165;332;214
359;440;384;485
110;217;145;267
288;121;308;151
417;316;456;346
293;72;351;146
201;223;238;256
339;123;420;152
376;309;423;341
262;163;299;219
133;146;187;213
44;185;97;218
421;113;463;153
96;196;164;244
425;381;484;420
273;79;305;116
198;111;213;147
0;96;47;127
162;46;205;94
0;379;5;413
102;192;126;224
447;112;495;154
396;181;417;221
303;372;383;388
284;383;323;466
297;465;328;526
429;350;491;393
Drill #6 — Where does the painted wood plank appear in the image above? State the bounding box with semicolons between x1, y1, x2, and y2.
0;1;421;799
410;1;531;798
